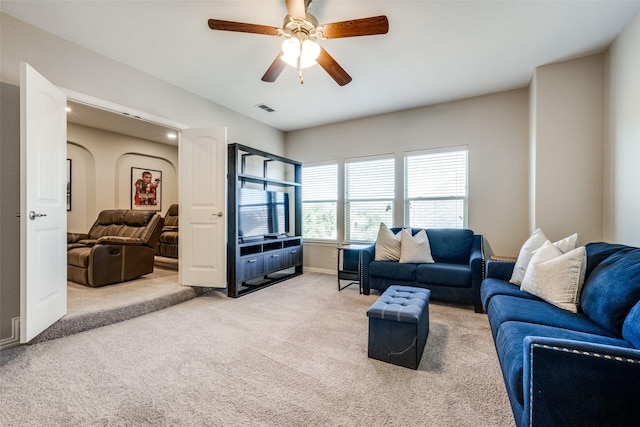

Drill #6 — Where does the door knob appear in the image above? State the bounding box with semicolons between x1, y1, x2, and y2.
215;212;223;217
28;211;47;220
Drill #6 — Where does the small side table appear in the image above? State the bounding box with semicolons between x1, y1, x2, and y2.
337;244;369;293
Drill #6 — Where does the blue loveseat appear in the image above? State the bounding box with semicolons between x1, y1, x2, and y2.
481;242;640;427
361;228;485;312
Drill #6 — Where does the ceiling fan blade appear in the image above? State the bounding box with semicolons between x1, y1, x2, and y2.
261;52;287;82
285;0;307;21
320;15;389;39
208;19;280;36
316;47;352;86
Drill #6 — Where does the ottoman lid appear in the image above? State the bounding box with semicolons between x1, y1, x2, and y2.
367;286;430;324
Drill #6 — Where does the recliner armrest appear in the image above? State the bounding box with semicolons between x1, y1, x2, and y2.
97;236;145;246
522;336;640;427
67;232;90;243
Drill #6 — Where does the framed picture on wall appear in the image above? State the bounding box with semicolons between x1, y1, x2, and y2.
131;167;162;211
67;159;72;211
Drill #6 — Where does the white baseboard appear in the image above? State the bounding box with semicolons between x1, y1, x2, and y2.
0;317;20;350
303;267;336;275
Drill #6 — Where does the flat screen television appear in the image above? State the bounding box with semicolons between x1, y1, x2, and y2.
237;188;290;241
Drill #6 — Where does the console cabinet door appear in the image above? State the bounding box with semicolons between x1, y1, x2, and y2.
237;254;264;282
264;249;286;273
285;245;303;267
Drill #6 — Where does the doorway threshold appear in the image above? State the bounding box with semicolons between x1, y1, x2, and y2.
30;268;199;344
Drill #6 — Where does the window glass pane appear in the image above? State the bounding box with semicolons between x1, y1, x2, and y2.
345;156;394;241
303;163;337;240
303;163;337;201
346;201;393;241
408;199;464;228
405;148;468;229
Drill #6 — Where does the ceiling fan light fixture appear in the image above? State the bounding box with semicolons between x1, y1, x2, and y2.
281;38;320;69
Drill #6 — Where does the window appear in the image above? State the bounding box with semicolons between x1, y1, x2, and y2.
345;156;394;242
302;162;337;240
405;147;468;228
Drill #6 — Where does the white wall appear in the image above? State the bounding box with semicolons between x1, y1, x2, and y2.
67;123;179;233
286;89;531;271
0;13;285;154
530;55;604;245
604;12;640;246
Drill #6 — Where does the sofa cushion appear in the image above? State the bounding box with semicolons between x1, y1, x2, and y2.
159;231;179;245
415;263;471;287
480;279;541;312
495;321;633;406
399;229;434;263
124;210;155;227
487;295;615;341
520;242;586;313
622;300;640;349
369;260;416;282
374;223;402;261
425;228;474;264
581;247;640;335
584;241;628;278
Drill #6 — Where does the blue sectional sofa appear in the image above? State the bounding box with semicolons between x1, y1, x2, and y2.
361;228;485;312
481;242;640;427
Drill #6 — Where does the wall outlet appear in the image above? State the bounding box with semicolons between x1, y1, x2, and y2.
331;250;337;258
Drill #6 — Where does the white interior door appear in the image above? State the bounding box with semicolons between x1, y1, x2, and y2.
179;128;227;287
20;63;68;343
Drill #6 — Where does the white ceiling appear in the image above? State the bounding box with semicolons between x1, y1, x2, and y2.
3;1;640;133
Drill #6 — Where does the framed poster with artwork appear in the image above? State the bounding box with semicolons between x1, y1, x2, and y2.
131;167;162;211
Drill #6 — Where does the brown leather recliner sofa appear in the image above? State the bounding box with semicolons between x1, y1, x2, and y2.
67;209;164;287
157;204;178;258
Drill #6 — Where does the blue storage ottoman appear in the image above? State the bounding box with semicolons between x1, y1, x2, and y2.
366;285;430;369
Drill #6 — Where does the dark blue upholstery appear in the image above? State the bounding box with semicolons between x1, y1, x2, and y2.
623;300;640;348
495;321;632;407
362;227;484;312
481;242;640;427
367;286;430;369
480;277;541;312
580;247;640;335
487;295;615;340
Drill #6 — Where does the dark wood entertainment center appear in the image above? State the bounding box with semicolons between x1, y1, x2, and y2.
227;143;303;297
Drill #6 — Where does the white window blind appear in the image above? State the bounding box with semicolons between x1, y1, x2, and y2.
302;162;337;240
405;148;468;228
345;156;394;242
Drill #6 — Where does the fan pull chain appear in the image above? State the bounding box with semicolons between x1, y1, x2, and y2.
298;70;304;84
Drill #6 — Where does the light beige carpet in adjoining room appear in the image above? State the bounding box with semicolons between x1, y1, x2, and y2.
0;272;513;427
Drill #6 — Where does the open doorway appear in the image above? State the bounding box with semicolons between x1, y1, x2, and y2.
62;100;185;337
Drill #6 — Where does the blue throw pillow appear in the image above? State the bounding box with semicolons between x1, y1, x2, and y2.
581;247;640;335
622;300;640;348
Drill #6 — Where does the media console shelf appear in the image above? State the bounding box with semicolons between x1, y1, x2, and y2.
227;144;303;297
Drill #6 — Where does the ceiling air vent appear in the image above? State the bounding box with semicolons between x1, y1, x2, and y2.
256;104;275;113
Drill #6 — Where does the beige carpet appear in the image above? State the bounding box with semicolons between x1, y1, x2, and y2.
32;268;197;343
0;273;513;427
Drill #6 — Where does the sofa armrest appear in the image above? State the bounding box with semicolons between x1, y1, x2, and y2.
469;235;485;312
67;232;89;244
485;259;515;280
522;336;640;427
97;236;145;246
360;244;376;295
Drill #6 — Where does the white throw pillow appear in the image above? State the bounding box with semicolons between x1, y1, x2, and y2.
374;223;402;261
509;229;579;285
510;228;548;285
520;240;586;313
399;229;434;263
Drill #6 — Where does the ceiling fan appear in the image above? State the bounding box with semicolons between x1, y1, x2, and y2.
207;0;389;86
